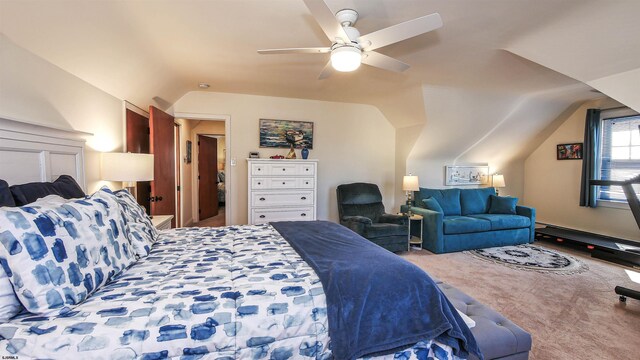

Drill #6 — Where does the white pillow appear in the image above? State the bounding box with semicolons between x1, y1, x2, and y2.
0;187;136;315
0;194;66;322
113;189;158;258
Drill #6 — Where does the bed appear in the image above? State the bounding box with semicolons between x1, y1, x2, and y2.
0;119;481;359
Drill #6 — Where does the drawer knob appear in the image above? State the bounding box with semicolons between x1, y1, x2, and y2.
282;168;286;171
305;182;309;185
301;213;307;217
282;182;286;185
259;215;266;219
259;197;266;201
258;182;261;185
301;196;307;200
305;168;309;171
258;168;261;171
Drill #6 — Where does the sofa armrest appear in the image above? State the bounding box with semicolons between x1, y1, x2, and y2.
341;216;373;235
379;213;408;225
409;206;444;253
516;205;536;243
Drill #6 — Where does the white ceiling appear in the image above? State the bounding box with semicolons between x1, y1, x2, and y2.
1;0;639;128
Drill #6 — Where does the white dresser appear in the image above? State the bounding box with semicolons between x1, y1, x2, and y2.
247;159;318;224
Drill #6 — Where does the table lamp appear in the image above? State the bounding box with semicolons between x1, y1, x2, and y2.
402;175;420;214
101;152;154;200
492;174;505;196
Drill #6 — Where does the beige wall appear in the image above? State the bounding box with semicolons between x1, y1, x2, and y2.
173;91;396;225
524;97;639;242
0;35;123;192
175;118;195;226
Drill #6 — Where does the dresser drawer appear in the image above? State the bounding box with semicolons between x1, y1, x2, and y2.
251;191;314;207
269;163;298;175
251;163;271;176
252;177;313;189
252;208;314;224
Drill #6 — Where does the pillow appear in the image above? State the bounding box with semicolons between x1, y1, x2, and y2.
0;194;66;322
420;197;444;214
488;195;518;214
9;175;85;206
0;266;22;323
417;188;461;216
0;187;135;315
113;189;158;258
0;180;15;207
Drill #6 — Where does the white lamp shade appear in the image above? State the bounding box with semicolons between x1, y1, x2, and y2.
101;152;154;182
331;46;362;72
402;175;420;191
492;174;506;188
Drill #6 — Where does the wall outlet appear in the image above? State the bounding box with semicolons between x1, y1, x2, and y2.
231;158;237;166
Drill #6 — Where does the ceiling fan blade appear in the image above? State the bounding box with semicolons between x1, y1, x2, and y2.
359;13;443;51
258;47;331;55
361;51;410;73
318;60;334;80
303;0;351;43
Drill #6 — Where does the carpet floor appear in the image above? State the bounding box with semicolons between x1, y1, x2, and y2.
401;242;640;360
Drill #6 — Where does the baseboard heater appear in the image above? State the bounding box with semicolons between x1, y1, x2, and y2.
535;225;640;268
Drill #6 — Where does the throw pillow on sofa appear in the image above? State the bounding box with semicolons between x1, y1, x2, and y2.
488;195;518;214
420;197;444;214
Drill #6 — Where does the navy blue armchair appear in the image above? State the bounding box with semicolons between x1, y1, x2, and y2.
336;183;408;253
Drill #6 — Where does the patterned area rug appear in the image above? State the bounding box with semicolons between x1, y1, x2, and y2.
466;244;589;274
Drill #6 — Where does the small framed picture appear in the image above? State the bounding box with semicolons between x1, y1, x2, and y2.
186;140;192;163
557;143;583;160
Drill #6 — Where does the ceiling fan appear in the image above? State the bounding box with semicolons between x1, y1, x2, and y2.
257;0;443;79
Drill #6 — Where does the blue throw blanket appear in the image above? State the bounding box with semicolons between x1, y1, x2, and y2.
271;221;482;360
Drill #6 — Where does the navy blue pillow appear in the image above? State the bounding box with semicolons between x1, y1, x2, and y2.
421;197;444;214
0;180;16;207
9;175;85;206
488;195;518;214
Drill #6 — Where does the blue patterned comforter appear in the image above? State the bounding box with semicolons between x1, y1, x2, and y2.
0;225;460;359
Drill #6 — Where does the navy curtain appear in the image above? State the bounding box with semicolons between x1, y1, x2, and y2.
579;108;601;207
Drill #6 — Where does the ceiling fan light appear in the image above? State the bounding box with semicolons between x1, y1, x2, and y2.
331;46;362;72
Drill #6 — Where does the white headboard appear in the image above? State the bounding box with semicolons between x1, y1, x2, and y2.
0;118;89;190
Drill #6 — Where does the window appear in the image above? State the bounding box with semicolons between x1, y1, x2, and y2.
598;108;640;202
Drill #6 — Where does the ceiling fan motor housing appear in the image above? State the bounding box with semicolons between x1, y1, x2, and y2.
336;9;358;26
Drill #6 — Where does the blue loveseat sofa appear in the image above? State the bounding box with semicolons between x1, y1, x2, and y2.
405;187;536;254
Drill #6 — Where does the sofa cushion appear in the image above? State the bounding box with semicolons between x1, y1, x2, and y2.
460;187;496;215
363;223;408;238
488;195;518;214
421;197;444;213
469;214;531;231
443;216;491;235
418;188;461;216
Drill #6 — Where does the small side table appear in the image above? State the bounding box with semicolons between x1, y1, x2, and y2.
151;215;174;230
407;214;423;251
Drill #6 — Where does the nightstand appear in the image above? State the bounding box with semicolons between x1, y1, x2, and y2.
408;214;423;250
151;215;174;230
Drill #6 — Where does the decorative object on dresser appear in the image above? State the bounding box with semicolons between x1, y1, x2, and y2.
259;119;313;149
336;182;408;253
100;152;154;200
445;165;489;186
491;174;505;195
247;158;317;224
301;146;309;159
151;214;174;230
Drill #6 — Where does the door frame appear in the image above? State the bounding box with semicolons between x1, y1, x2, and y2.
174;112;231;225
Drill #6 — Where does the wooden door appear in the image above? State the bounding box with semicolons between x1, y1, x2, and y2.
198;135;219;220
149;106;176;227
125;108;151;215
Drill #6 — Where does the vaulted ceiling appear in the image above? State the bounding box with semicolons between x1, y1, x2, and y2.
1;0;639;129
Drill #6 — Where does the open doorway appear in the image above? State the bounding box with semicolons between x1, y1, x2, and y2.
174;116;229;227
